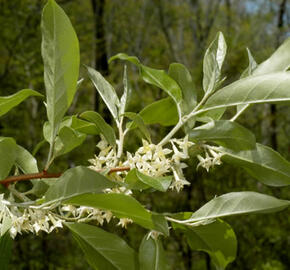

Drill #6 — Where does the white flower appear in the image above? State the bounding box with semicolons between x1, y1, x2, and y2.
117;218;133;228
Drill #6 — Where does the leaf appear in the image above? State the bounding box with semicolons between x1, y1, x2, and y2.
119;65;132;117
109;53;182;107
66;223;138;270
0;89;42;118
44;166;115;204
222;143;290;186
42;0;80;142
173;219;236;270
70;116;100;135
0;232;13;270
253;37;290;75
125;112;151;142
169;63;197;111
124;169;172;192
54;126;86;157
188;192;290;222
86;66;120;121
139;234;168;270
138;97;178;126
15;145;38;174
80;111;116;146
240;48;258;79
136;170;172;192
66;193;169;235
189;120;256;151
203;72;290;113
203;32;227;93
0;137;17;179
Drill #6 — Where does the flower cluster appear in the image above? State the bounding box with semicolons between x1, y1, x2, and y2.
0;195;63;239
197;146;224;172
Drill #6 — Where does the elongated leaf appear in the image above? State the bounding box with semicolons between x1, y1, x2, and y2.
188;192;290;222
203;32;227;93
124;169;171;192
54;126;86;157
136;170;172;192
169;63;197;110
44;166;115;203
109;53;182;106
0;233;13;270
42;0;80;142
139;97;178;126
125;112;151;142
173;219;236;270
222;143;290;186
253;37;290;75
189;120;256;151
119;65;131;117
203;72;290;113
70;116;100;135
86;66;120;121
0;137;17;179
0;89;42;118
67;223;138;270
139;234;167;270
66;193;169;235
15;145;38;174
80;111;116;146
240;48;258;79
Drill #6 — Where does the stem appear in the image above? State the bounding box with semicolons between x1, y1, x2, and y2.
0;167;130;186
117;116;124;159
8;185;30;202
230;104;249;121
158;92;211;146
45;138;55;171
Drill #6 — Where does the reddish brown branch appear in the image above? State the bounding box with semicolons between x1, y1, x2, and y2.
0;167;130;187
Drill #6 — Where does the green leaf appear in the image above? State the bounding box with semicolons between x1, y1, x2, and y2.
138;97;178;126
240;48;258;79
169;63;197;110
54;126;86;157
80;111;116;146
119;65;132;117
124;169;172;192
15;145;38;174
203;72;290;113
86;66;120;121
253;37;290;75
189;120;256;151
124;169;150;190
173;219;236;270
136;170;172;192
44;166;115;204
42;0;80;143
70;116;100;135
0;137;17;179
139;234;168;270
109;53;182;107
222;143;290;186
66;223;138;270
203;32;227;93
66;193;169;235
0;89;42;118
188;192;290;222
0;232;13;270
125;112;151;142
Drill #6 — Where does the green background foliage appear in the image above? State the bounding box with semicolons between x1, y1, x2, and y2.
0;0;289;269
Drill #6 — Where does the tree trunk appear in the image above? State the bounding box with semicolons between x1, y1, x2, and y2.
91;0;108;112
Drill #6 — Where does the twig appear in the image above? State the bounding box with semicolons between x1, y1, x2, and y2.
0;167;131;186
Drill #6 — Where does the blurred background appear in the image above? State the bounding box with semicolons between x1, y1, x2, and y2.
0;0;290;269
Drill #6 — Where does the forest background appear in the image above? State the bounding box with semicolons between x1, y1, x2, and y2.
0;0;289;269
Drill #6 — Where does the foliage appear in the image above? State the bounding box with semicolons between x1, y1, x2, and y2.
0;1;289;269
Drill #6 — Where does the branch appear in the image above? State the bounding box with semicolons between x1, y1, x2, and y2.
0;167;131;186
